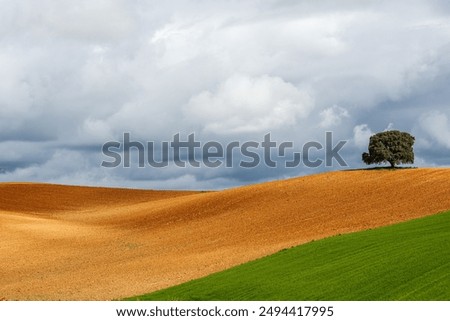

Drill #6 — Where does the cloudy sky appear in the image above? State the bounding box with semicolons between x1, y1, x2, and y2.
1;0;449;190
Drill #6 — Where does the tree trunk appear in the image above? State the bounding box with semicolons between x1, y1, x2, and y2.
389;161;395;168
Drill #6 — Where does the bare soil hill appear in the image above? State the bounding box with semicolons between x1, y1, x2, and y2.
1;168;449;300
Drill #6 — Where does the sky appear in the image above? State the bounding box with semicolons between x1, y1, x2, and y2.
1;0;449;190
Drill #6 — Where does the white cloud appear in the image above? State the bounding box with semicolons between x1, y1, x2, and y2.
150;11;350;72
185;74;314;134
419;111;450;149
353;124;373;149
76;118;114;145
384;123;395;131
0;0;136;43
319;105;350;128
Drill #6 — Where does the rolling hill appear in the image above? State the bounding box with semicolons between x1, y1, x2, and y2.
127;210;450;300
1;168;450;300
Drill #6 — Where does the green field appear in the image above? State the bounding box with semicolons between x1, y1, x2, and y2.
126;211;450;301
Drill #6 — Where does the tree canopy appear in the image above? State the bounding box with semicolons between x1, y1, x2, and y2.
362;130;415;168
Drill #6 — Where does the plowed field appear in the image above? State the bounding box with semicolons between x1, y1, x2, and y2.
1;168;449;300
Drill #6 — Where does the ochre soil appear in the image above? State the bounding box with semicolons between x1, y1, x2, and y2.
1;168;449;300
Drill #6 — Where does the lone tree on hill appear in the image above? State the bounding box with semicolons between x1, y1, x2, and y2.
362;130;415;168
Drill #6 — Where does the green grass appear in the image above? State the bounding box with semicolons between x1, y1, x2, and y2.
125;211;450;301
